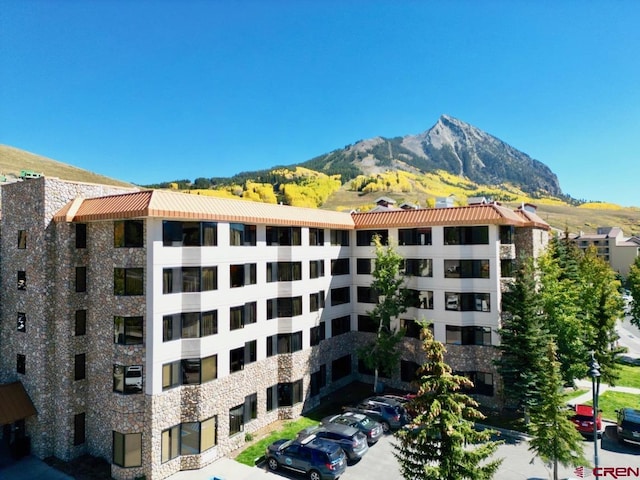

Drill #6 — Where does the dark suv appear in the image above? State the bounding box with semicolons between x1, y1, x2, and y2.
344;396;410;432
298;423;369;462
266;435;347;480
616;407;640;446
322;412;383;445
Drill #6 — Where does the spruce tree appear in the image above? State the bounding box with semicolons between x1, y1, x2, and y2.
528;342;588;480
627;256;640;329
394;323;502;480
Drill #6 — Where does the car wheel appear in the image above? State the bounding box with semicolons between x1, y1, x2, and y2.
381;421;390;433
267;457;279;471
308;469;321;480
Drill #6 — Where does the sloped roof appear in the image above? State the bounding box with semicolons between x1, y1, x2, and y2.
53;190;355;229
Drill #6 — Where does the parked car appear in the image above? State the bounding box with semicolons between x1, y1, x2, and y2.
616;407;640;446
344;396;410;432
570;404;603;438
321;412;383;445
265;434;347;480
297;423;369;462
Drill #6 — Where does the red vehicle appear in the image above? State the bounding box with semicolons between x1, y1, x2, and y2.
571;404;603;438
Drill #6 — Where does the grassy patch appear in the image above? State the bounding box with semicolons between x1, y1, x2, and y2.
615;363;640;389
234;417;319;466
562;388;589;402
585;391;639;421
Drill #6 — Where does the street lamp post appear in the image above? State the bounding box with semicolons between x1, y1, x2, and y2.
589;351;601;480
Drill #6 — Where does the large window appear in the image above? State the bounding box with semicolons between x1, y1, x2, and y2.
267;332;303;356
162;266;217;293
309;228;325;246
73;413;86;446
310;365;326;396
230;302;257;330
113;432;142;467
309;260;325;279
229;394;257;436
401;319;422;339
162;355;217;390
74;353;86;381
161;416;217;462
266;226;301;246
266;296;302;319
400;360;420;382
357;229;389;246
229;223;256;246
163;310;217;341
75;224;87;249
17;354;25;374
230;263;256;287
17;312;26;333
458;372;494;396
330;229;349;246
267;262;302;282
331;258;350;275
499;225;514;244
17;271;26;290
114;268;143;296
398;227;432;246
501;259;515;278
330;287;350;306
277;380;303;407
356;258;372;274
113;365;143;394
444;292;490;311
75;310;86;336
114;220;144;248
310;322;326;346
230;341;257;372
407;289;434;309
17;230;27;249
443;226;489;245
444;259;489;278
162;221;217;247
309;291;325;312
357;314;377;333
114;316;143;345
445;326;492;345
357;286;378;304
331;315;351;337
332;354;351;381
404;259;433;277
75;267;87;292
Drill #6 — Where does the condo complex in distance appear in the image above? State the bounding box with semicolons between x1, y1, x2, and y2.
0;176;549;479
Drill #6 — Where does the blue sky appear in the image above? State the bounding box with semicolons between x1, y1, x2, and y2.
1;1;639;206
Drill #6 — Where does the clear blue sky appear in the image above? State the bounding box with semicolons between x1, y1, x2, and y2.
1;1;639;206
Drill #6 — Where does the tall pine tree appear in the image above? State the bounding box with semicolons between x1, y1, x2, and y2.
394;323;502;480
627;256;640;328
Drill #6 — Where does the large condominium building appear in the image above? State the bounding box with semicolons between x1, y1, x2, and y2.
572;227;640;278
0;177;549;480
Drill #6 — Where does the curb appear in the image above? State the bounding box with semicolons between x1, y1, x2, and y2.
475;423;531;441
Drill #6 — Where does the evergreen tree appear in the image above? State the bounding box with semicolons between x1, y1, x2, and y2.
394;323;502;480
626;256;640;329
357;235;408;391
494;258;549;415
528;342;588;480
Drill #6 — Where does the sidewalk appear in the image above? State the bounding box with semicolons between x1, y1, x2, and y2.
568;379;640;420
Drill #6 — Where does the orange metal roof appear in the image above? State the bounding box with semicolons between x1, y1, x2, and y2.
352;204;549;229
0;381;37;424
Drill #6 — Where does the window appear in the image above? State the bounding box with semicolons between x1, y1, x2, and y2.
17;230;27;249
309;260;325;279
332;354;351;381
75;224;87;249
331;315;351;337
444;292;490;312
459;372;494;396
17;271;26;290
500;259;515;278
406;289;434;309
400;360;420;382
331;258;350;275
75;267;87;292
444;226;489;245
444;260;489;279
266;226;301;246
499;225;514;244
357;286;378;304
445;326;492;345
330;287;350;306
229;404;244;435
401;319;422;339
161;425;179;463
266;386;276;411
17;354;25;374
356;229;389;246
310;322;326;346
114;268;143;296
277;380;303;407
404;259;433;277
267;262;302;282
230;302;257;330
266;296;302;319
113;432;142;468
74;353;86;381
114;365;143;394
398;227;432;246
75;310;87;336
17;312;26;333
162;355;218;390
230;263;256;287
330;229;349;246
357;315;377;333
309;228;325;246
163;310;217;341
267;332;303;356
229;223;256;246
309;290;325;312
114;220;144;248
114;316;143;345
230;341;257;372
162;266;217;293
356;258;372;274
310;365;326;396
73;413;86;446
162;221;217;246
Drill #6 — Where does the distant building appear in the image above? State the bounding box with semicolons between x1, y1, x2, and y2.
0;177;549;480
572;227;640;278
